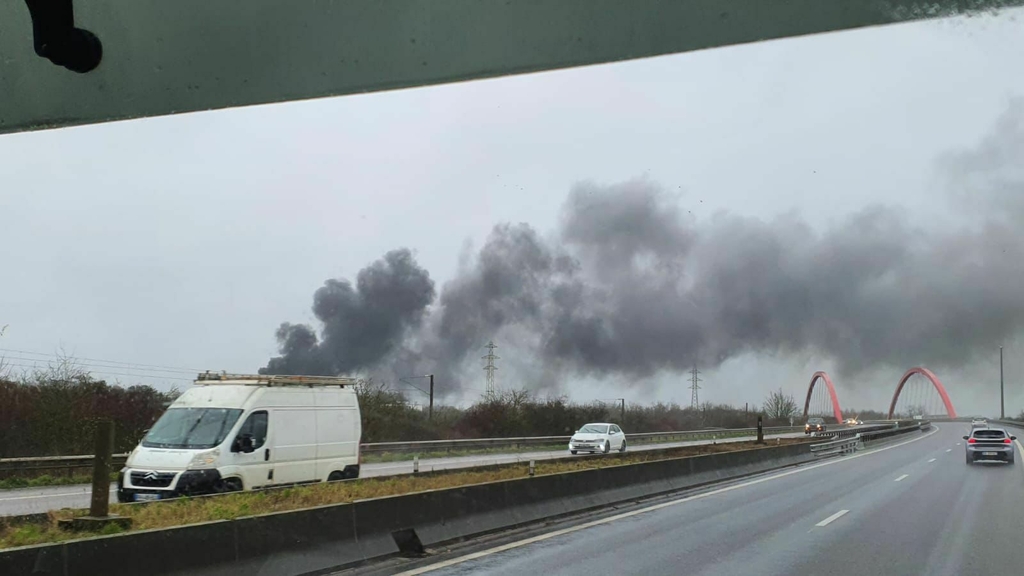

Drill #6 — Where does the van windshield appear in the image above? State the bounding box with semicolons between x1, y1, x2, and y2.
142;408;243;449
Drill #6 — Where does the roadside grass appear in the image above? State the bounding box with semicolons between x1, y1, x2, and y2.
4;436;811;549
0;429;800;488
0;473;117;490
0;438;810;550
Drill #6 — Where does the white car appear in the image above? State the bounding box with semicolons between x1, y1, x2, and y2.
569;423;626;455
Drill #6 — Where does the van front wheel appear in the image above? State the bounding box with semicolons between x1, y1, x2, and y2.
214;478;243;493
328;471;345;482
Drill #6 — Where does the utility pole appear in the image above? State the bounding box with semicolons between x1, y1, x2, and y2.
1000;346;1005;419
689;366;702;409
617;398;625;424
399;374;435;420
483;341;499;398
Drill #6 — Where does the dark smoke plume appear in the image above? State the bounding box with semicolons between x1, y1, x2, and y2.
261;249;435;376
264;101;1024;393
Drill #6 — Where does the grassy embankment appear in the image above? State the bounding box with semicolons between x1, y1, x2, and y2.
0;438;809;550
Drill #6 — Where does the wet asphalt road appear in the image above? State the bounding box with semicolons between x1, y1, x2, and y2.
380;423;1024;576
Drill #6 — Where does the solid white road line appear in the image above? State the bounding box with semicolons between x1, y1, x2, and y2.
927;458;936;463
894;474;909;482
393;425;940;575
815;510;849;527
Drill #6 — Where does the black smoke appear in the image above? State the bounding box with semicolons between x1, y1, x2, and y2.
264;101;1024;392
261;249;435;376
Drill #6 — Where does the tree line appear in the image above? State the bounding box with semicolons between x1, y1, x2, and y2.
0;364;888;457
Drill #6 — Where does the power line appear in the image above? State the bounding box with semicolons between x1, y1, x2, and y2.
0;347;202;373
0;362;193;382
0;355;197;376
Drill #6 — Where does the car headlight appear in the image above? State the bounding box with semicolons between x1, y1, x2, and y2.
188;448;220;469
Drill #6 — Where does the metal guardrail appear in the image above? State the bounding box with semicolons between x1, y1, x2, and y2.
810;435;862;457
0;426;805;478
365;426;804;454
809;421;925;458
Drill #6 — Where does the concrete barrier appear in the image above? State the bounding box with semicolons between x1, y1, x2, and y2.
2;442;820;576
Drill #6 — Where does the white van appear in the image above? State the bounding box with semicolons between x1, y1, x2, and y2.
117;372;361;502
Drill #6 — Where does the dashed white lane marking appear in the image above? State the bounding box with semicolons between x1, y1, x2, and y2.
927;458;936;463
815;509;850;527
394;426;940;575
946;449;952;453
894;474;909;482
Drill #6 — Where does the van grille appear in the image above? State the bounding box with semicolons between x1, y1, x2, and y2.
130;471;176;488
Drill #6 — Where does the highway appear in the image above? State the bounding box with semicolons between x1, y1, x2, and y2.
353;423;1024;576
0;430;807;516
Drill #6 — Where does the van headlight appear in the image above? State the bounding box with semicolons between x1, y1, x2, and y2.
188;449;220;469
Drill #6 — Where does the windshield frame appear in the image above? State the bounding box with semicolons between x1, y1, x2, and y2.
578;424;609;434
142;407;244;450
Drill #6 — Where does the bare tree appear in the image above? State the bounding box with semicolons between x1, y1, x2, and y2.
32;346;90;384
762;388;799;421
501;388;532;409
900;404;927;418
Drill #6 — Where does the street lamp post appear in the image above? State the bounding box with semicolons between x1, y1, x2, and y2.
1000;346;1005;420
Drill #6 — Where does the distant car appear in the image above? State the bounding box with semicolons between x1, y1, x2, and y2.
569;423;626;455
845;418;862;426
805;418;826;434
964;427;1017;465
970;418;988;430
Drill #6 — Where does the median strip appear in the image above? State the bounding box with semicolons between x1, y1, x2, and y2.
0;438;810;550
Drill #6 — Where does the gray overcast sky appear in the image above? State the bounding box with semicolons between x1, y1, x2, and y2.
2;9;1024;415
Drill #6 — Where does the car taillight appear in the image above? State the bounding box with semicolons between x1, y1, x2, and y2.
968;438;977;444
1004;438;1012;444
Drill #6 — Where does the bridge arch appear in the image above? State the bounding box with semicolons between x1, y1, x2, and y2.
803;371;844;423
886;367;957;419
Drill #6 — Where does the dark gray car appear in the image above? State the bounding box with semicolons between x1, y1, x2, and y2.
964;427;1017;465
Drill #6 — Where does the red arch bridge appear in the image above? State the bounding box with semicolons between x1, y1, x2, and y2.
801;367;957;421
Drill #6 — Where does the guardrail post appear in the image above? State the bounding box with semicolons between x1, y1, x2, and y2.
529;460;535;477
413;455;419;475
89;420;113;518
756;416;764;444
59;419;132;532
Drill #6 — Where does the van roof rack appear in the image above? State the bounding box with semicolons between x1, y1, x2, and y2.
195;371;358;387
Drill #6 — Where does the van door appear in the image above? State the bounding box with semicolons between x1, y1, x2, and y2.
228;410;271;489
268;408;318;485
